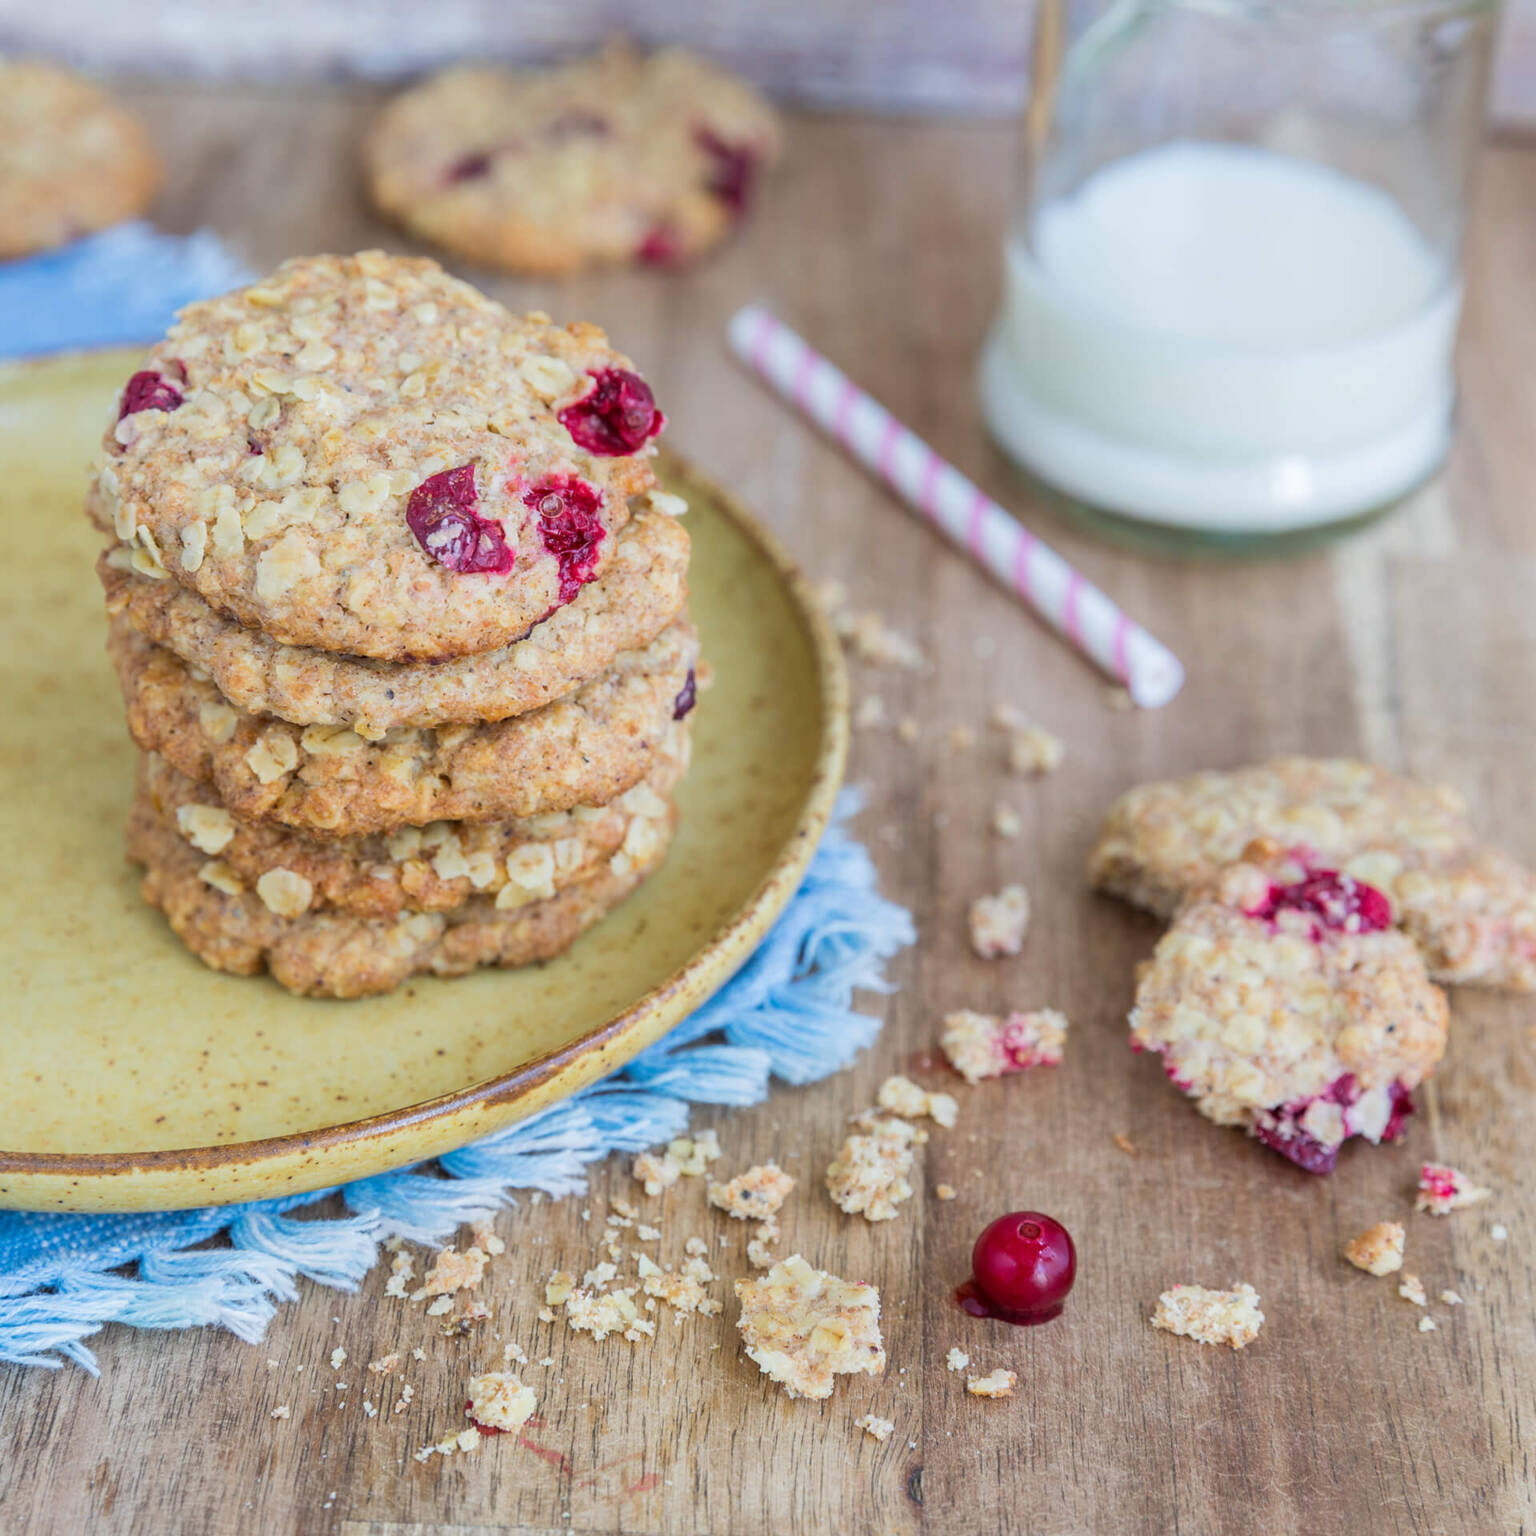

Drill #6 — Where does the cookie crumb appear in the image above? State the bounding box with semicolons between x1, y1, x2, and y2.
826;1116;924;1222
270;1405;291;1421
1112;1133;1137;1157
934;1183;958;1201
1418;1315;1437;1333
465;1371;536;1433
854;695;887;731
875;1074;958;1128
1344;1221;1405;1276
733;1254;885;1400
966;1369;1016;1398
1416;1163;1492;1215
854;1413;895;1442
941;1008;1066;1082
368;1352;400;1375
1150;1283;1263;1349
967;886;1031;959
945;725;976;753
896;717;921;745
413;1245;488;1299
1492;1223;1508;1241
945;1347;970;1372
329;1347;347;1370
991;802;1022;839
707;1163;795;1221
1440;1289;1464;1305
1398;1273;1427;1306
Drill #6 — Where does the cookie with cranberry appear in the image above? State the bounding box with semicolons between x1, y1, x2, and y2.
109;614;699;838
99;500;689;738
141;717;688;919
363;44;780;276
127;785;676;998
93;251;666;662
1128;841;1448;1174
1091;757;1536;991
0;61;160;258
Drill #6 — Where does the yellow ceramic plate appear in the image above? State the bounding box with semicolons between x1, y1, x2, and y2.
0;350;847;1213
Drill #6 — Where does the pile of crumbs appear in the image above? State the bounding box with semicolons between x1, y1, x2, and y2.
874;1074;958;1128
812;580;927;672
1150;1283;1264;1350
991;705;1065;777
968;885;1031;958
1416;1163;1492;1215
940;1008;1068;1082
826;1114;926;1222
734;1254;886;1400
632;1129;721;1194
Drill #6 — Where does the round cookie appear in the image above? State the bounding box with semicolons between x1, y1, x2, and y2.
0;61;160;258
99;501;689;737
1129;841;1449;1174
364;44;781;275
128;787;676;998
93;251;667;662
109;614;700;838
1091;756;1536;991
141;718;689;919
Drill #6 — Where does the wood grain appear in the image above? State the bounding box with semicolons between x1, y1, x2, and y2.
2;88;1533;1536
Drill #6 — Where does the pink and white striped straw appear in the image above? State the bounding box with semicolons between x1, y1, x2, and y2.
727;305;1185;709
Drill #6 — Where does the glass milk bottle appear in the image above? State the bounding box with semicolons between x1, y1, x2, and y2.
980;0;1499;547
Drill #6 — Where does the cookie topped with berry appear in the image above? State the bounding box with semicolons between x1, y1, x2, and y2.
363;43;781;276
93;251;665;662
0;60;160;258
1091;757;1536;991
1129;840;1449;1174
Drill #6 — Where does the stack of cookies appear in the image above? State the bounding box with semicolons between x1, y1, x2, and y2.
89;251;696;998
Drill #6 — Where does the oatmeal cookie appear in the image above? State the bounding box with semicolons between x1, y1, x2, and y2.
0;61;160;258
109;615;699;837
93;251;665;661
364;44;781;276
127;788;675;998
1129;842;1448;1174
98;503;689;736
1090;757;1536;990
140;721;687;918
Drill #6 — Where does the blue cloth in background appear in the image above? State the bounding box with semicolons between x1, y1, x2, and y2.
0;222;250;358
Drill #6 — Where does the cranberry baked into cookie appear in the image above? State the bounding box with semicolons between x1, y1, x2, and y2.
1129;841;1449;1174
1092;757;1536;990
0;60;160;258
94;251;665;661
364;44;781;275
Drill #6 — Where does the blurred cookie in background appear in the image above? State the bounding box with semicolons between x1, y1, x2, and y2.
364;42;781;276
0;60;160;258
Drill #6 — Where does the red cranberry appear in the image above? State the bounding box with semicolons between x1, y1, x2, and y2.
118;369;184;420
1381;1081;1416;1142
694;126;757;214
464;1400;507;1436
406;464;514;575
444;151;494;184
971;1211;1076;1324
525;474;605;603
558;368;665;456
1251;869;1392;935
1251;1119;1340;1175
637;226;684;267
672;668;697;720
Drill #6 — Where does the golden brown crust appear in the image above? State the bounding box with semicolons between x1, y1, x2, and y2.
364;45;781;277
127;788;676;998
98;504;689;735
0;61;160;258
109;614;698;837
139;721;688;918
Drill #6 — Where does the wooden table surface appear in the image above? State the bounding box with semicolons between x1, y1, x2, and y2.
4;87;1535;1536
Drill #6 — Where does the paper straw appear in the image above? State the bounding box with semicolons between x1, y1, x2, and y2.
727;305;1185;709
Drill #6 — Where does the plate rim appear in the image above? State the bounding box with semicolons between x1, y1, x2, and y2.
0;447;849;1207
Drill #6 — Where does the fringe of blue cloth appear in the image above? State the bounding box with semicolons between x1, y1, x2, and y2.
0;792;914;1373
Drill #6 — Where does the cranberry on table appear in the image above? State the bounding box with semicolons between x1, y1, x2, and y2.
967;1211;1076;1325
